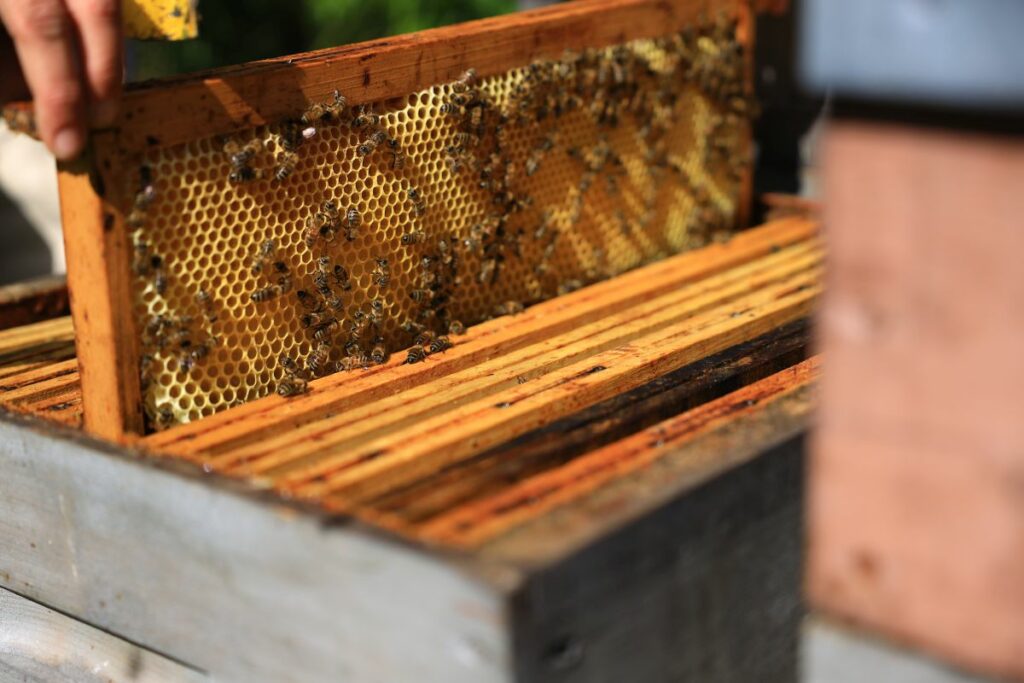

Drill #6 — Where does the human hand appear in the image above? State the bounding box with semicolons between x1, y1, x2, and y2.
0;0;123;160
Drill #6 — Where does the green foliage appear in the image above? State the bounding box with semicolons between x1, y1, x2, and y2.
132;0;517;80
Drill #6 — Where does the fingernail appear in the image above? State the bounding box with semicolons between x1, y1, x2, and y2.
91;100;119;127
52;128;83;161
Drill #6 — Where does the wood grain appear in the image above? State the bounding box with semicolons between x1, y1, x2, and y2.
59;141;144;440
809;121;1024;681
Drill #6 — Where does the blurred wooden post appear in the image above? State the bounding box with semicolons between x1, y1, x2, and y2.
808;120;1024;681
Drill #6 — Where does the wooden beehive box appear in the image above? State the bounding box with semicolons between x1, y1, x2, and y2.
0;2;823;679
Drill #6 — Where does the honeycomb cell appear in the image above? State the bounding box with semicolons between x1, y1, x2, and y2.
128;23;752;430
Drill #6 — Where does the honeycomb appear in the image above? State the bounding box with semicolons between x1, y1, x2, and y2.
125;18;753;430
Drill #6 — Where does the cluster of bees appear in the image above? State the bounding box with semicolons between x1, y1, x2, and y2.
132;14;753;427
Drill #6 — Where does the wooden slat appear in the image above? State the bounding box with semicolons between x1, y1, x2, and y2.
0;358;79;391
59;145;144;441
111;0;746;153
0;276;70;331
367;319;809;526
0;316;74;356
147;218;818;454
297;274;818;504
203;244;820;477
419;356;819;546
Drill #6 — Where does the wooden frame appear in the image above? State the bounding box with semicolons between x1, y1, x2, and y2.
51;0;754;442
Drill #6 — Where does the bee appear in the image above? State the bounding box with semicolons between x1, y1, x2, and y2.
278;120;304;152
344;339;364;357
351;104;379;129
250;239;276;274
525;153;541;177
300;311;328;329
447;320;465;335
407;188;426;217
277;377;309;397
345;208;360;241
333;264;352;290
314;271;333;298
274;151;299;182
225;137;262;171
337;355;369;372
428;335;452;354
149;403;176;430
371;258;390;287
401;230;425;246
409;288;431;303
347;309;370;337
325;295;345;312
413;329;436;347
495;300;525;316
195;289;217;323
557;279;583;295
453;67;478;93
306;341;331;376
132;238;151;276
400;319;425;336
357;129;388;156
251;284;283;303
279;353;305;378
479;258;498;284
404;346;427;365
370;340;388;365
369;298;386;326
135;183;157;210
152;256;168;295
390;149;406;171
313;318;341;342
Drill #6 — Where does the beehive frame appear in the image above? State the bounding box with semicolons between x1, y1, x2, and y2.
57;0;754;442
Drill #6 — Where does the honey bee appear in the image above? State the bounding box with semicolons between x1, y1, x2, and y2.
453;67;478;93
347;309;371;338
135;183;156;210
494;300;525;316
369;298;386;326
409;288;431;304
325;295;345;312
428;335;452;354
250;239;276;274
404;346;427;365
479;257;498;284
149;403;176;430
152;256;168;295
279;353;305;378
370;340;388;365
447;320;465;335
225;138;262;183
300;311;328;329
195;289;217;323
332;264;352;291
407;188;426;217
351;104;379;129
401;230;425;246
357;129;388;156
306;341;331;376
344;339;364;357
251;284;283;303
413;329;436;347
313;318;341;342
390;149;406;171
277;377;309;397
525;153;541;177
314;271;332;298
345;207;360;240
336;355;369;372
557;279;583;295
278;120;304;152
132;238;151;276
371;258;390;287
274;151;299;182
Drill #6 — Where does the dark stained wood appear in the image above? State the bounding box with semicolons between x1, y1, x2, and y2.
368;318;809;525
0;277;70;331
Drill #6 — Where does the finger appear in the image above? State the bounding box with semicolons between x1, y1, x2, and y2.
0;0;86;159
65;0;121;126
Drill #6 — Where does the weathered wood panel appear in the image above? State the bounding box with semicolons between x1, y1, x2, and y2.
809;121;1024;681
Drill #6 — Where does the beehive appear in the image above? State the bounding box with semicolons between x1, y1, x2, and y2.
123;19;751;429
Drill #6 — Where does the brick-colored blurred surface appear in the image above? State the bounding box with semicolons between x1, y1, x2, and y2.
808;121;1024;681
